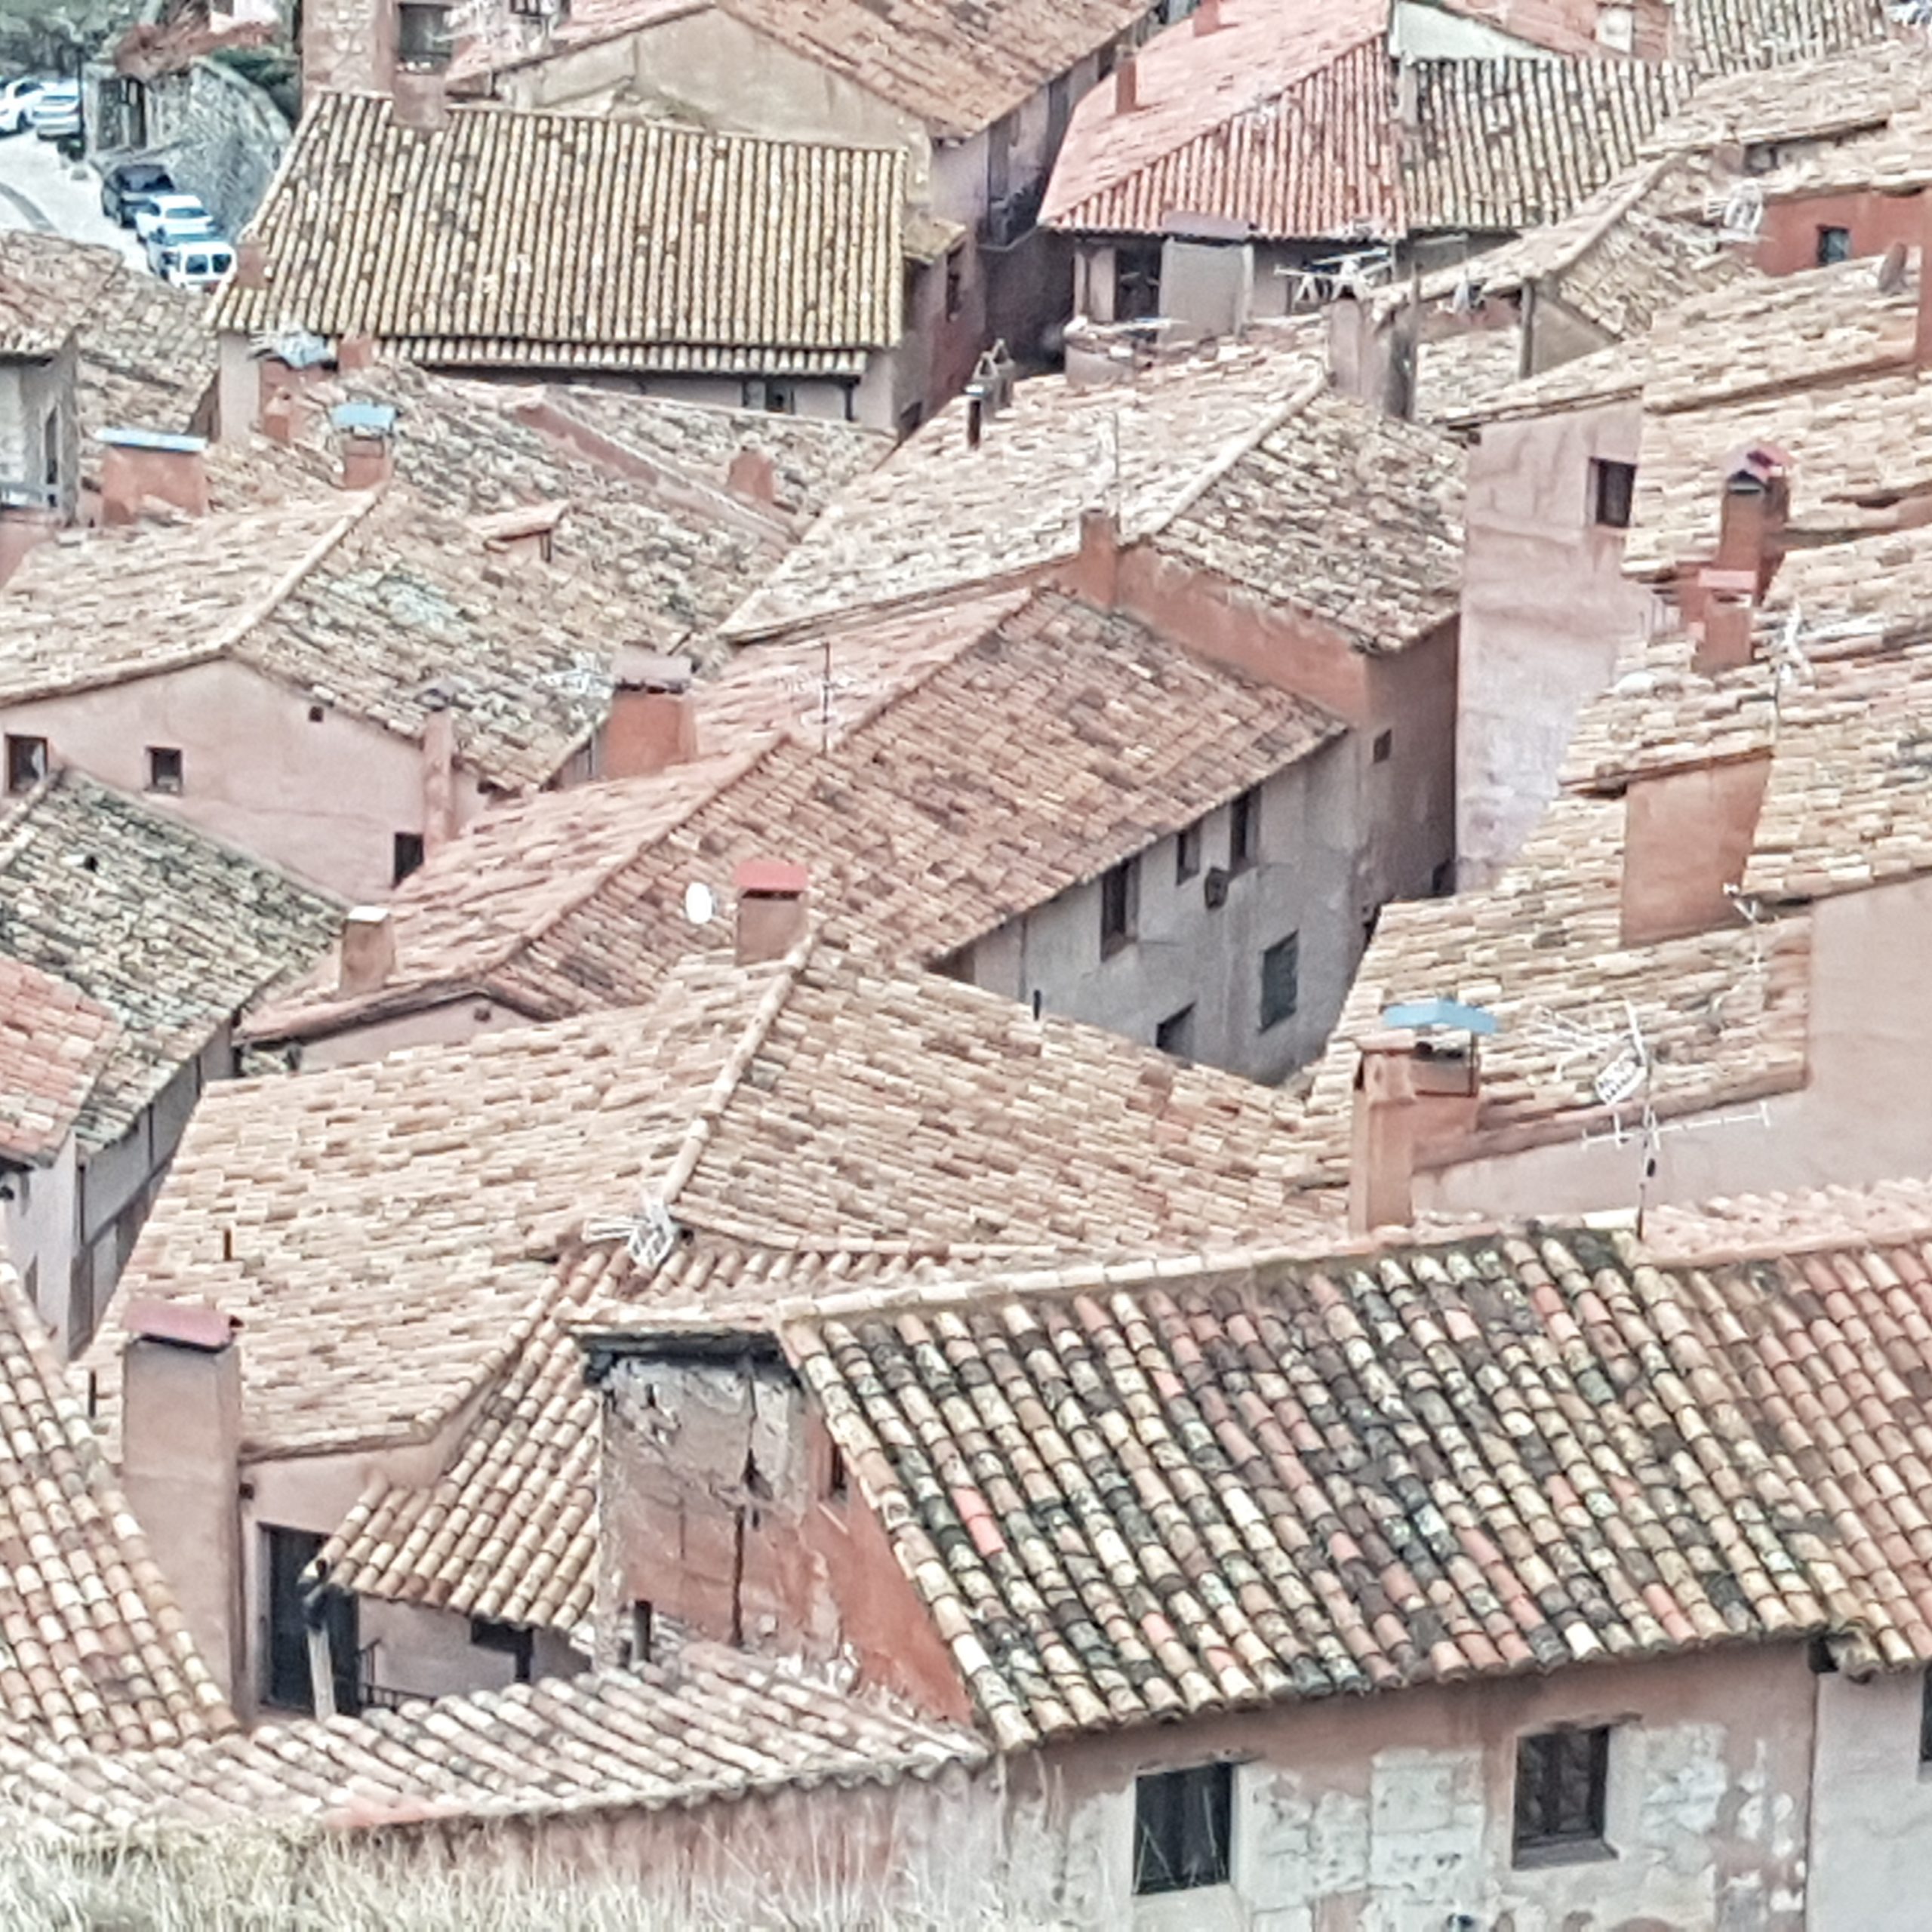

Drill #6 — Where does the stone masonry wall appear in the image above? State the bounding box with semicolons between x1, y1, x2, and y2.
146;57;292;237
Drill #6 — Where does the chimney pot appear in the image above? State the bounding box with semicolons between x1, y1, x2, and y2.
1193;0;1221;31
1347;1028;1481;1233
337;906;398;996
97;429;210;526
1114;51;1139;115
602;649;700;777
1069;502;1120;607
734;859;810;964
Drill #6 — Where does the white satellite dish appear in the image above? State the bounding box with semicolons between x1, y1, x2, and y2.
683;881;717;927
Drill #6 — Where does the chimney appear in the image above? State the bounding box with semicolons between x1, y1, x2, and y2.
1347;1025;1481;1234
1693;446;1790;675
336;334;377;374
260;386;312;448
734;859;810;964
421;702;457;852
1620;753;1771;946
235;235;269;293
1069;503;1119;607
474;500;562;567
603;649;699;777
1115;51;1138;115
118;1300;245;1706
1193;0;1221;31
965;387;986;449
337;905;397;995
97;429;210;526
331;400;398;491
392;65;449;132
726;447;777;506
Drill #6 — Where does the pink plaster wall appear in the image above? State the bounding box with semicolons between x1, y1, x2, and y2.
1758;187;1928;277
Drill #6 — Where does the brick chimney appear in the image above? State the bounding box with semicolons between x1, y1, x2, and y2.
734;859;809;964
727;448;777;506
392;65;449;132
1348;1027;1481;1234
337;906;397;995
1619;752;1772;946
118;1300;245;1706
98;429;210;526
337;334;377;374
421;703;457;853
332;401;398;491
1692;446;1790;675
603;650;699;778
1194;0;1222;30
1115;51;1139;114
1066;503;1119;607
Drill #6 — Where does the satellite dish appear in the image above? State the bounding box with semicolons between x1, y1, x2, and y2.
683;881;717;927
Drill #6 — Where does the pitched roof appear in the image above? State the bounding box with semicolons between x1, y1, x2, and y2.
0;488;619;789
0;1643;980;1836
783;1217;1932;1748
100;926;1340;1463
0;774;338;1149
0;235;113;360
1641;38;1932;152
245;589;1343;1044
0;1260;232;1751
1041;0;1686;243
213;95;906;375
454;0;1152;143
0;232;215;447
1666;0;1890;77
0;960;118;1167
724;337;1463;643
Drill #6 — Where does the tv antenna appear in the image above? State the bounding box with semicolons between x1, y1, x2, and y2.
583;1195;679;1270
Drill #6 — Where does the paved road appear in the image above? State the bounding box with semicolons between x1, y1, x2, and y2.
0;126;143;264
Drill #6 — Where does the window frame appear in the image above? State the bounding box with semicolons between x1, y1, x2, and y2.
1133;1761;1233;1896
1175;819;1202;883
1815;223;1852;266
1229;786;1260;872
1512;1724;1611;1864
1590;457;1637;530
263;1524;359;1715
1100;855;1140;956
1259;931;1300;1032
4;733;47;795
145;744;183;795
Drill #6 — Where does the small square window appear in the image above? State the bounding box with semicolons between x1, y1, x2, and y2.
1100;855;1139;955
1816;224;1852;266
1591;458;1636;530
1176;820;1202;882
1229;786;1260;871
146;746;183;795
1371;728;1394;764
469;1617;534;1684
392;832;426;884
1134;1762;1232;1895
1155;1004;1195;1060
4;734;47;794
1260;931;1300;1031
1513;1726;1611;1862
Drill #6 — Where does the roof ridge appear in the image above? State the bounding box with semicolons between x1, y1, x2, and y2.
217;496;377;671
1139;360;1327;542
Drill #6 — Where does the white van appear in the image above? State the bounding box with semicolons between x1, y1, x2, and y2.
160;240;236;291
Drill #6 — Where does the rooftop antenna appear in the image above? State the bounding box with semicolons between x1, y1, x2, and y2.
583;1195;678;1271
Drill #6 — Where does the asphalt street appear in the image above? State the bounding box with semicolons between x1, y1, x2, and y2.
0;122;143;264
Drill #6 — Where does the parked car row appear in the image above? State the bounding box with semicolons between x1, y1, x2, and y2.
0;77;82;155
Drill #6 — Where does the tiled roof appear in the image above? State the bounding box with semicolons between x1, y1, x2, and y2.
725;336;1463;643
0;959;117;1167
456;0;1152;143
0;1261;232;1751
784;1217;1932;1747
246;589;1343;1043
1043;0;1684;242
0;774;337;1149
213;94;905;374
1642;38;1931;151
0;488;619;790
0;1644;980;1835
0;232;214;447
1667;0;1890;76
1413;325;1525;426
102;926;1340;1464
0;235;113;359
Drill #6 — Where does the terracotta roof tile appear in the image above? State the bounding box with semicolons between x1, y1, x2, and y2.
1666;0;1890;77
0;236;113;360
0;1644;978;1835
212;96;906;374
0;1261;232;1751
0;774;337;1148
0;960;118;1167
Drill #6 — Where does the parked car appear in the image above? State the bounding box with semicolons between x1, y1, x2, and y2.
134;193;211;245
0;78;45;136
157;238;235;292
101;160;173;227
145;211;218;273
28;83;78;140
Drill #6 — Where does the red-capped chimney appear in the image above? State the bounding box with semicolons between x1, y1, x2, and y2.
734;860;810;964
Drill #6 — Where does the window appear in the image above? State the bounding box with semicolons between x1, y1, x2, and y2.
263;1525;358;1715
945;247;964;319
1371;728;1394;764
4;734;46;794
1115;241;1163;322
1591;457;1637;530
1512;1726;1610;1862
1260;932;1300;1031
630;1600;655;1666
395;0;451;68
392;832;425;884
1155;1004;1195;1060
743;378;798;415
42;406;58;494
1100;856;1139;955
827;1441;849;1500
1134;1762;1232;1895
1229;786;1260;871
470;1617;534;1684
1175;820;1202;882
1816;224;1852;266
146;746;183;795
